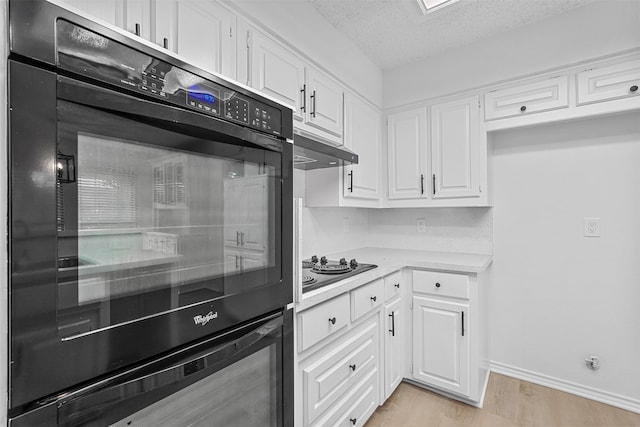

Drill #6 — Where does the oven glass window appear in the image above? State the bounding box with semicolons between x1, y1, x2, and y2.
56;101;282;339
110;346;278;427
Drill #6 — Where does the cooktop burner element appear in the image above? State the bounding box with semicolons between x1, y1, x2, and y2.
301;255;377;293
312;259;351;274
302;275;317;286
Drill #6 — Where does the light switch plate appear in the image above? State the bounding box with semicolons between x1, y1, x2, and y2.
583;217;601;237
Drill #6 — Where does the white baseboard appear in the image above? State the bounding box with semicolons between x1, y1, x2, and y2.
490;361;640;415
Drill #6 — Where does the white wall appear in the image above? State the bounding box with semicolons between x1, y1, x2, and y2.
299;207;369;259
486;111;640;408
383;0;640;108
367;207;492;254
229;0;383;106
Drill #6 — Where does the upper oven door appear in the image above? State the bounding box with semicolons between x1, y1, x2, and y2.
8;59;292;409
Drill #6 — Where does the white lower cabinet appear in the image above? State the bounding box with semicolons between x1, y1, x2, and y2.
384;297;403;400
298;311;379;426
301;319;379;426
410;269;487;404
412;295;469;396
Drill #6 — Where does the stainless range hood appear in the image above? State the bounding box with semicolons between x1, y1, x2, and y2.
293;134;358;170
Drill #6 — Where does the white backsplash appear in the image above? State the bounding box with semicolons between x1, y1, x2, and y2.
367;207;493;254
298;204;493;258
300;207;369;258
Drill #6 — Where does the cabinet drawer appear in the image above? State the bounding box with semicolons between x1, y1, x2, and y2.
577;59;640;105
413;270;469;299
298;293;349;352
351;278;384;321
312;369;378;427
484;76;569;120
384;271;402;301
303;321;378;425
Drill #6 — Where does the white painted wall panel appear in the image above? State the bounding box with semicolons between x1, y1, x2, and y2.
486;111;640;403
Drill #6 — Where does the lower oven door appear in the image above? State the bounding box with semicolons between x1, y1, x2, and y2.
10;310;293;427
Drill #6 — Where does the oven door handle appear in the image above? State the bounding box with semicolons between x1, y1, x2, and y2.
57;314;283;426
56;76;284;153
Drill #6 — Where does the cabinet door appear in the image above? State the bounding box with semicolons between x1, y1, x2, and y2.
123;0;152;40
250;31;305;122
60;0;151;40
222;178;244;247
412;296;469;396
343;94;380;201
431;95;480;199
387;107;428;200
58;0;123;26
577;59;640;105
222;176;267;252
155;0;237;78
384;298;403;400
241;175;268;252
484;76;569;121
305;68;344;139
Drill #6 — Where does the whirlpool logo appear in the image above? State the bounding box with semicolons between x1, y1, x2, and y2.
193;311;218;326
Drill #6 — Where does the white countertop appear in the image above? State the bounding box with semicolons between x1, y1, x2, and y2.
296;247;493;311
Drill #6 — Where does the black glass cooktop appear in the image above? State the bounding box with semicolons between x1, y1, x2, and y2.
301;256;377;293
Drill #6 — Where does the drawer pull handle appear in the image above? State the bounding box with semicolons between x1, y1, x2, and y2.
349;364;357;371
370;296;377;302
520;105;527;112
435;282;441;288
394;283;400;288
328;317;336;325
631;85;639;93
350;418;357;425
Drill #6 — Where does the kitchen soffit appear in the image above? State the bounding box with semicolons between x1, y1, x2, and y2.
306;0;599;70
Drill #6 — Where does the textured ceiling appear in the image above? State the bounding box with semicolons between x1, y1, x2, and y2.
307;0;598;70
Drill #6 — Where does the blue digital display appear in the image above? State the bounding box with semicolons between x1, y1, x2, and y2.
188;85;216;105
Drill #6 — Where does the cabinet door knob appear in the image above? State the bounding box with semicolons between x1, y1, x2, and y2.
394;283;400;288
370;296;377;302
631;85;639;93
520;105;527;112
435;282;441;288
328;317;336;325
350;418;357;425
349;363;357;371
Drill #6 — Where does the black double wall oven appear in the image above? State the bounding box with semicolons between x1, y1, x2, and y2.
8;1;294;425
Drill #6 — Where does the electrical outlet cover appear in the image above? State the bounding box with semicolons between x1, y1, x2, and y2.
583;217;601;237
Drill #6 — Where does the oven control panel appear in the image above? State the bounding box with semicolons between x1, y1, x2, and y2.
56;20;284;137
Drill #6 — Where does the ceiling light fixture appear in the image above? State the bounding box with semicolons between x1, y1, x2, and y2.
416;0;461;15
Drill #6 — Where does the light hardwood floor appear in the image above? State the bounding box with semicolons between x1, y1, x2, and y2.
365;373;640;427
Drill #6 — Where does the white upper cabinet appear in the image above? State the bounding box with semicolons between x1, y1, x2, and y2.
484;76;569;121
431;95;480;199
250;30;306;121
154;0;237;79
59;0;152;39
248;29;343;144
387;107;429;200
343;93;380;201
577;59;640;106
59;0;122;26
304;68;344;141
